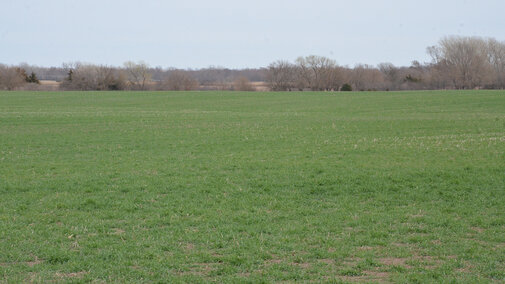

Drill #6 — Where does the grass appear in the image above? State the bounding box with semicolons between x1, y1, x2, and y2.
0;90;504;283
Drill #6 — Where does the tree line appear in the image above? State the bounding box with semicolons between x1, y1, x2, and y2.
1;36;504;91
268;36;505;91
0;62;266;91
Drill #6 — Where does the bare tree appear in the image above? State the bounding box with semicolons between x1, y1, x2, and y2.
295;55;337;90
378;62;401;90
233;76;254;91
60;63;127;91
436;36;492;89
0;65;27;90
486;38;505;88
397;62;427;90
427;46;443;64
425;49;452;89
124;61;152;90
294;57;312;90
161;70;199;91
62;63;98;90
351;64;384;91
267;60;295;91
320;65;343;91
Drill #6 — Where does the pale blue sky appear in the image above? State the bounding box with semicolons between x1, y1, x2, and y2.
1;0;504;68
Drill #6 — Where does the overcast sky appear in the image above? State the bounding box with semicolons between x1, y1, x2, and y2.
1;0;504;69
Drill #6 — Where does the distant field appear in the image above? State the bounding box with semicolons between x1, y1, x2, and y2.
1;90;504;282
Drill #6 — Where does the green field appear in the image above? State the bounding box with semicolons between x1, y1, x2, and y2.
1;90;504;283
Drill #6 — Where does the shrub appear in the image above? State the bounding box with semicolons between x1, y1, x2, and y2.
341;83;352;91
233;76;254;91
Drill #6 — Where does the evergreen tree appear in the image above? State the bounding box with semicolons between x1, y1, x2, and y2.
341;83;352;91
27;72;40;84
67;69;73;82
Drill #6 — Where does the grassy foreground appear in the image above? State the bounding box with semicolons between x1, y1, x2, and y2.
0;90;504;283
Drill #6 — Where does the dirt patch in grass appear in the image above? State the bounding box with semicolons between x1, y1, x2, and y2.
370;255;433;270
238;272;251;277
455;261;474;274
467;238;489;246
339;275;375;282
175;263;220;276
0;257;43;267
357;246;375;251
342;257;362;266
55;271;88;278
191;263;214;275
25;258;43;267
264;258;283;265
262;256;311;269
111;228;125;235
291;262;311;269
471;227;485;233
380;257;408;267
339;270;391;283
379;254;453;270
25;272;42;282
318;258;335;265
364;270;390;278
184;243;195;251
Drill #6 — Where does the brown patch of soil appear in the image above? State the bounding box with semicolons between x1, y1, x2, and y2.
238;272;251;277
358;246;375;251
455;262;473;273
55;271;88;278
392;242;409;247
265;258;283;265
175;263;218;276
184;243;194;251
291;262;311;269
380;257;408;266
111;228;125;235
318;258;335;265
471;227;485;233
25;258;43;267
340;272;390;283
342;257;362;266
0;257;43;267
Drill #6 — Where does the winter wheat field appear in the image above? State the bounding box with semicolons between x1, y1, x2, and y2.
0;90;504;283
